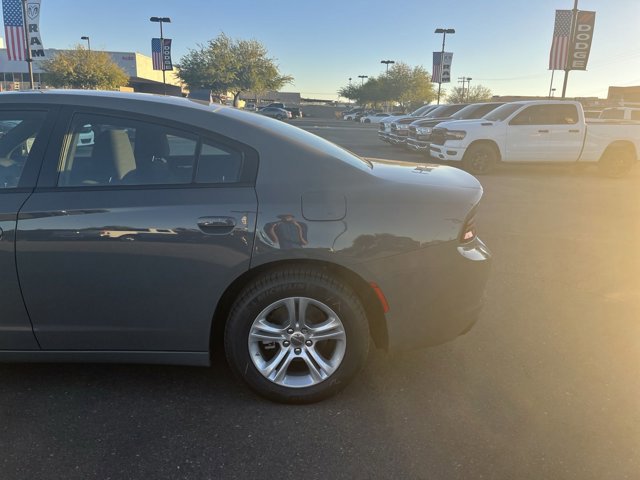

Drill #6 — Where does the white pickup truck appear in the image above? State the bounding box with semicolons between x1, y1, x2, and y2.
429;100;640;176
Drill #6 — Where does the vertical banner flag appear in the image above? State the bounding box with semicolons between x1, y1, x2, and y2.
25;0;44;58
432;52;453;83
2;0;26;61
152;38;173;71
2;0;44;61
549;10;572;70
568;11;595;70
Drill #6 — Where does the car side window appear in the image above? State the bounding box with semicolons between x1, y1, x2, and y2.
58;114;198;187
549;104;579;124
196;139;243;184
601;109;624;120
510;105;578;126
0;111;47;189
510;106;551;125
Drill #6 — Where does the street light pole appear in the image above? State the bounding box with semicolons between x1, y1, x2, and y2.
434;28;455;105
466;77;472;101
20;0;34;89
358;75;368;86
150;16;171;95
81;36;91;52
380;59;395;73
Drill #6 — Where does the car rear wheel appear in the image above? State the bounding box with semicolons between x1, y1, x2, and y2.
224;267;369;404
276;114;284;120
463;143;498;175
598;146;635;178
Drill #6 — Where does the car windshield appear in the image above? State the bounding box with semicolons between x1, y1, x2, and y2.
484;103;525;121
425;104;465;118
450;104;497;120
410;105;433;116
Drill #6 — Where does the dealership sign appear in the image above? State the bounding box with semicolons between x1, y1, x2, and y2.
568;10;595;70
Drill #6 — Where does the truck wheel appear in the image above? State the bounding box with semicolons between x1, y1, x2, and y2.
463;144;498;175
598;147;635;178
224;267;369;404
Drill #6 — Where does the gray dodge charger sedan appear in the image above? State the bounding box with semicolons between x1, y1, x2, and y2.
0;90;491;403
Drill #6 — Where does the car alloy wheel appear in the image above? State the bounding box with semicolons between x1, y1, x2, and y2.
248;297;347;388
224;267;369;403
463;143;498;175
599;146;634;178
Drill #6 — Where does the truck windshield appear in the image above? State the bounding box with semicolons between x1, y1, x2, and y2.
484;103;524;121
410;105;433;116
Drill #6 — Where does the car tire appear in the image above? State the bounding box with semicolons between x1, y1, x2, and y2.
463;143;498;175
364;119;371;123
224;267;369;404
276;114;284;120
598;146;634;178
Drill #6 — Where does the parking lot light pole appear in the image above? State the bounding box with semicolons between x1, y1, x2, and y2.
358;75;368;86
150;16;171;95
381;61;395;111
81;36;91;52
380;59;395;74
434;28;455;104
465;77;472;101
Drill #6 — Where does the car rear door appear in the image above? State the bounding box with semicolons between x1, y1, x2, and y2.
15;107;258;352
0;105;57;350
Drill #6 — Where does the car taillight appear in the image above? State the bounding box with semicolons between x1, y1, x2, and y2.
459;212;477;243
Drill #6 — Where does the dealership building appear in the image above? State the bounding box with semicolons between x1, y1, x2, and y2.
0;39;182;95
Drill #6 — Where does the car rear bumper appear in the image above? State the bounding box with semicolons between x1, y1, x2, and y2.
361;237;491;351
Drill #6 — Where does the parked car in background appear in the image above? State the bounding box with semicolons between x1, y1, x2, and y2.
258;107;292;120
583;110;602;119
244;103;257;111
77;124;95;146
406;103;504;153
378;105;437;142
0;90;492;404
389;104;467;145
599;107;640;121
285;107;303;118
343;109;365;121
360;113;394;124
430;100;640;176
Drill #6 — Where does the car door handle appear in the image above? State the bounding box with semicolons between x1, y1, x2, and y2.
569;129;580;133
538;129;549;133
197;216;236;234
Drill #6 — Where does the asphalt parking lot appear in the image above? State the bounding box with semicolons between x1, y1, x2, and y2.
1;117;638;480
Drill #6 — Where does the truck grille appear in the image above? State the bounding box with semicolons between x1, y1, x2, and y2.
431;128;447;146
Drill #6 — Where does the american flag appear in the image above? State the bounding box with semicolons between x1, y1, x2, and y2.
432;52;452;83
432;52;442;83
2;0;26;61
152;38;163;70
549;10;573;70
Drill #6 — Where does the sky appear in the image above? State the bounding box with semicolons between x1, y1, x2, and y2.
15;0;640;100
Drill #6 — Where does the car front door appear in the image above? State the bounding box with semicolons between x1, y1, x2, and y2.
16;108;258;352
0;107;56;350
506;105;555;162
